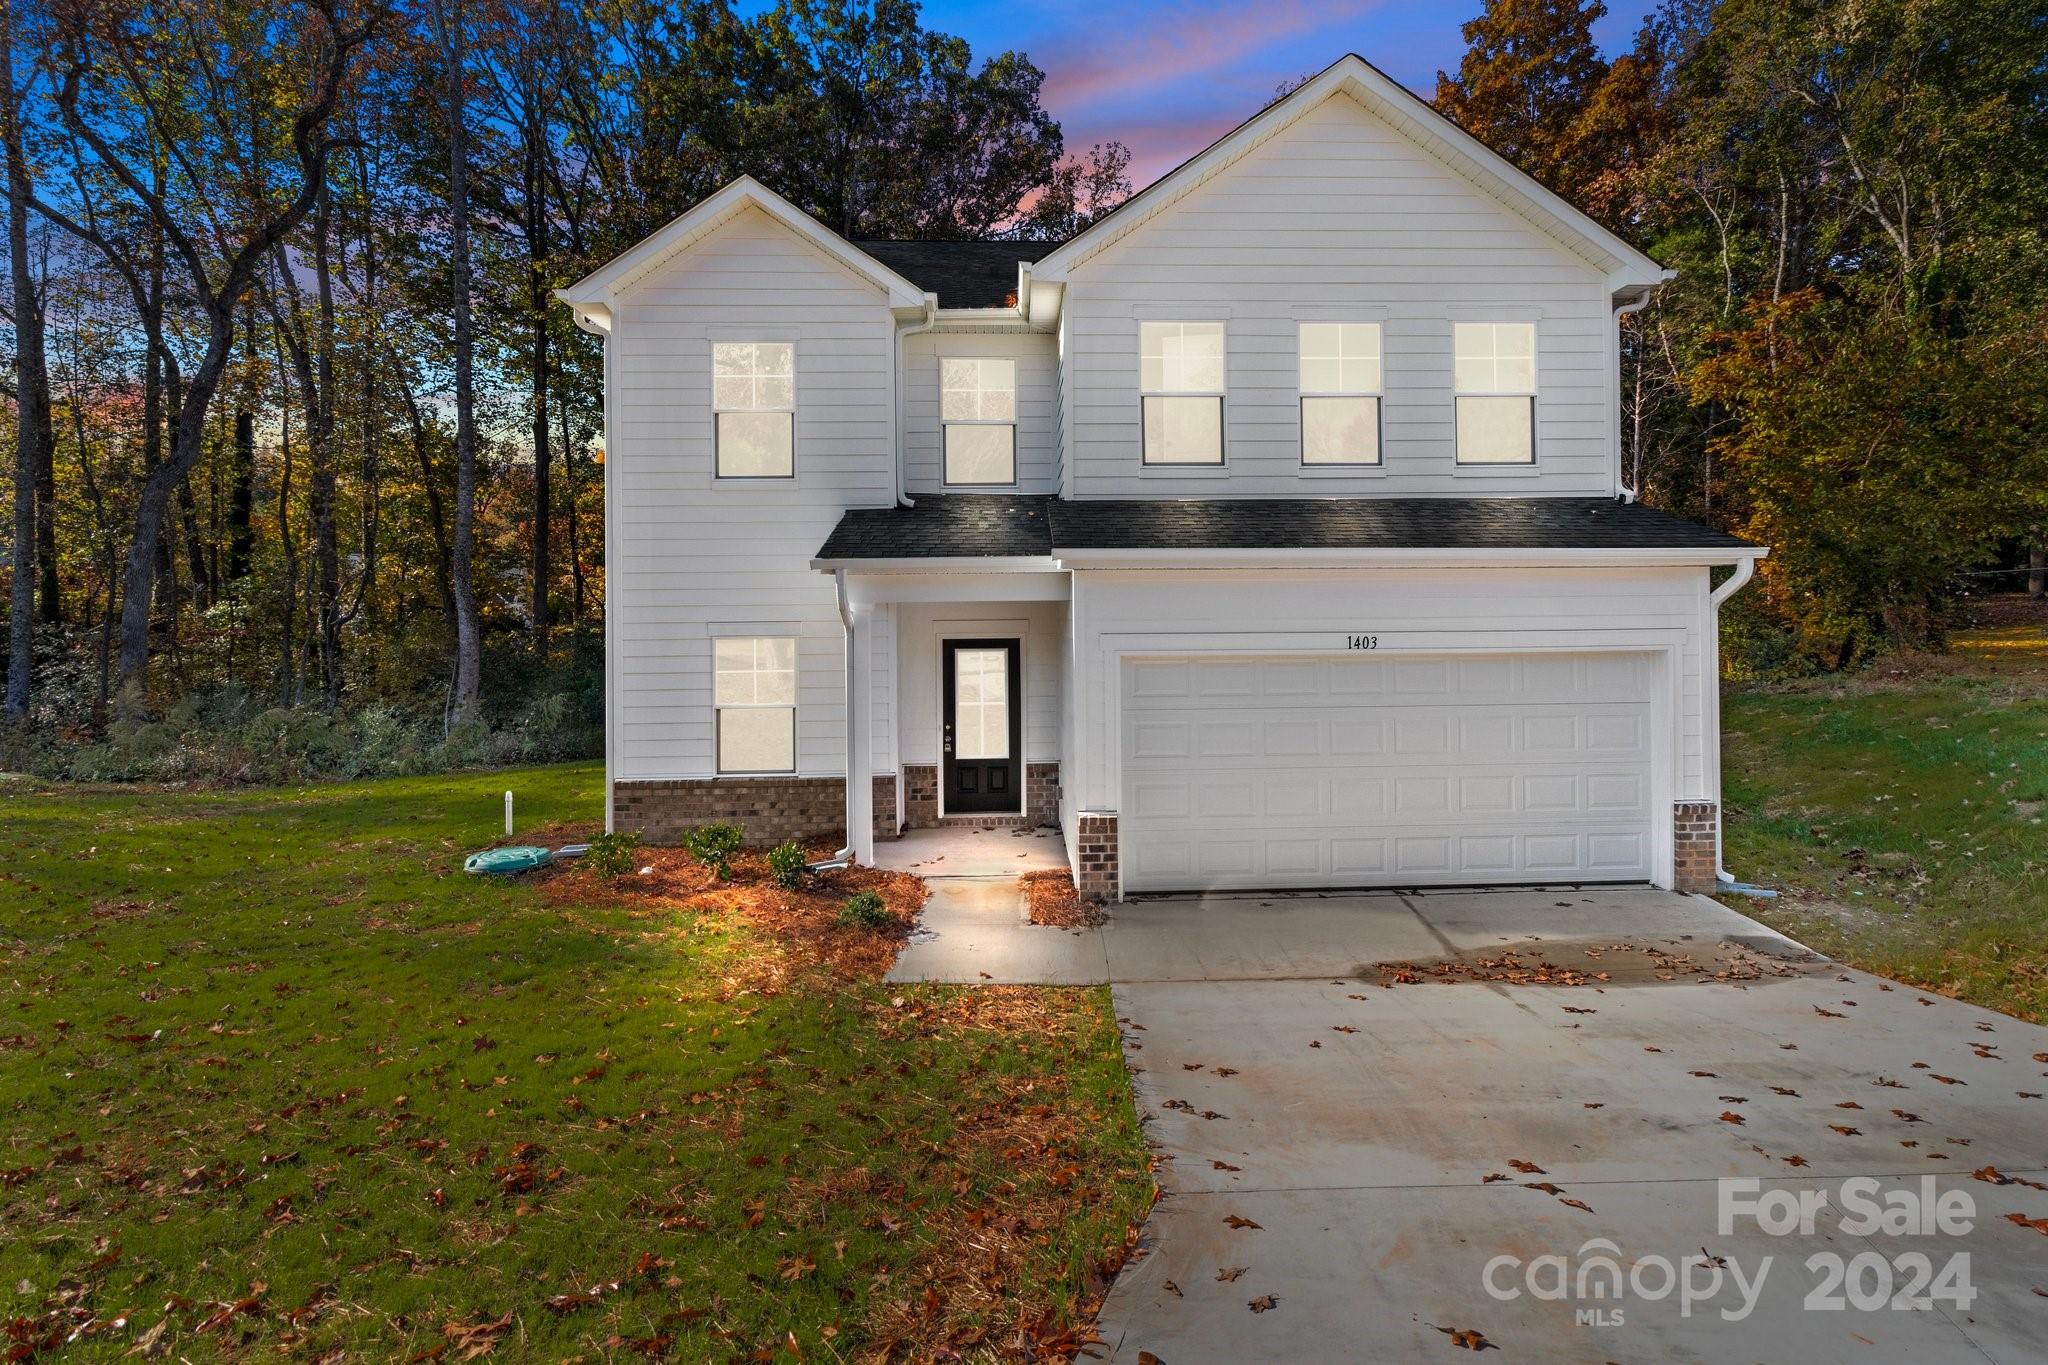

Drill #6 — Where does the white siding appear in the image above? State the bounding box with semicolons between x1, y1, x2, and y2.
608;205;895;781
893;601;1066;766
901;329;1059;494
1064;566;1712;886
1060;92;1618;499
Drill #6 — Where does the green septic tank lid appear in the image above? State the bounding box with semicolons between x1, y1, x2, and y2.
464;845;553;876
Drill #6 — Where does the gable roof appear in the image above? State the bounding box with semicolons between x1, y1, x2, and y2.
853;240;1059;309
1028;54;1669;295
555;176;929;332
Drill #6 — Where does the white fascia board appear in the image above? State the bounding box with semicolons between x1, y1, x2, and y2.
809;555;1062;574
554;175;927;313
1053;547;1768;571
1031;54;1666;289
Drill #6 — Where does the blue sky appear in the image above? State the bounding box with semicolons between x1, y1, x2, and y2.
914;0;1660;186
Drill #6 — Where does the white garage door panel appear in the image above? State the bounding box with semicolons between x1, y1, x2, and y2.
1121;653;1656;892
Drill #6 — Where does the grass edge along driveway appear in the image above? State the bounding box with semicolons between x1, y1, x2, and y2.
0;762;1153;1361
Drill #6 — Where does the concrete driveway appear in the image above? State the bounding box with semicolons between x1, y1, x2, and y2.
1082;889;2048;1363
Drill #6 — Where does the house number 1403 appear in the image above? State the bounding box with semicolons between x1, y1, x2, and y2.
1346;634;1379;650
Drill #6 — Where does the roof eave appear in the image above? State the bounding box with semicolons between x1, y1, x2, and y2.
555;176;927;313
1052;546;1767;570
811;555;1061;573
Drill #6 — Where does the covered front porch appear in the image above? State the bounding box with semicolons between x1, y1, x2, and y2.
833;564;1071;871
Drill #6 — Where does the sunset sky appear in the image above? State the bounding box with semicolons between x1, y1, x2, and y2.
912;0;1660;186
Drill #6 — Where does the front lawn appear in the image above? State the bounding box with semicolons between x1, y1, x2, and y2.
1722;598;2048;1022
0;763;1151;1359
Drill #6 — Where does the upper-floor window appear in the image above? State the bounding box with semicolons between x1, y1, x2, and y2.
714;635;796;773
1453;323;1535;465
941;357;1017;486
1299;322;1382;466
1140;321;1224;465
712;342;794;478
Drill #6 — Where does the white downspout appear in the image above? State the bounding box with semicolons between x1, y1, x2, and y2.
1612;285;1655;504
1707;558;1758;886
833;568;855;864
893;295;939;507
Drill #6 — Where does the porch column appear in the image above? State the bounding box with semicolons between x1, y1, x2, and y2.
846;601;876;866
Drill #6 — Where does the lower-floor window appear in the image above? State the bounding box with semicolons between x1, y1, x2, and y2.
714;636;796;773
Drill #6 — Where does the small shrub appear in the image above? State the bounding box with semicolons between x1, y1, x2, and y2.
684;822;745;880
836;889;892;931
767;841;807;890
584;830;641;878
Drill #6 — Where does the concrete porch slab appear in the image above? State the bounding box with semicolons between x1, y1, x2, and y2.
873;824;1070;878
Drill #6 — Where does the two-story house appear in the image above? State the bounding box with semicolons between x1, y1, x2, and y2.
556;54;1765;902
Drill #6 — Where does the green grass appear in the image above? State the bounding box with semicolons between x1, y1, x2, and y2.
1722;638;2048;1022
0;763;1151;1359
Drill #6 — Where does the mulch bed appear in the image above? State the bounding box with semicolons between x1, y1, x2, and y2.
539;837;927;985
1022;869;1101;928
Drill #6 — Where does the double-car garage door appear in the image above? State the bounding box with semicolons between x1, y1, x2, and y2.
1120;652;1656;893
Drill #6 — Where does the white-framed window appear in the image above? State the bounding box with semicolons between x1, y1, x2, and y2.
1453;322;1536;465
713;636;796;773
712;342;795;478
1299;322;1382;465
941;357;1017;486
1140;321;1224;465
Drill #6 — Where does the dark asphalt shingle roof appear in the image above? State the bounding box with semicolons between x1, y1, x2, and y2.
815;495;1754;561
852;240;1058;308
815;495;1054;561
1048;497;1758;551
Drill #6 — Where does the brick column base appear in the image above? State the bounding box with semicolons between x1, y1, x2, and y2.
872;774;899;842
902;764;938;828
1075;812;1119;902
1673;800;1719;893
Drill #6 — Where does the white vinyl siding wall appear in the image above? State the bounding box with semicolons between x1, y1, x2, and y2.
607;205;897;781
1058;92;1616;499
1063;566;1714;887
902;329;1059;494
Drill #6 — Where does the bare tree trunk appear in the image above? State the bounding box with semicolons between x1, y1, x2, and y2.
228;410;255;581
3;4;49;722
524;122;551;648
436;0;483;727
2029;539;2045;599
558;394;583;626
310;180;343;711
400;371;455;623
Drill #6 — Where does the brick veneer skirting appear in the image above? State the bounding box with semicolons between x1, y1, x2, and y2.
1075;812;1119;902
1673;800;1719;893
897;761;1060;830
614;775;897;848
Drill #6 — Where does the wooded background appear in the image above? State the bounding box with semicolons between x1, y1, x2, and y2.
1;0;2043;782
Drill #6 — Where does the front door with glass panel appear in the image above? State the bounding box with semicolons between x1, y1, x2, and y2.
942;640;1022;814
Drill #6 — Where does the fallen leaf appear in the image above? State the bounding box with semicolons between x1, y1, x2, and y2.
1719;1111;1745;1125
1223;1215;1261;1230
1216;1266;1247;1282
1436;1326;1498;1351
1247;1294;1278;1313
1507;1159;1545;1174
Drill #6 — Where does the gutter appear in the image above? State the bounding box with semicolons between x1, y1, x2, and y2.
1052;546;1766;571
892;295;939;507
1707;557;1759;887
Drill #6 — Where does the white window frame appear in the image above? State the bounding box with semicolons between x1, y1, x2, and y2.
712;635;797;775
712;341;796;480
940;356;1018;488
1139;321;1226;466
1453;322;1537;466
1298;322;1383;467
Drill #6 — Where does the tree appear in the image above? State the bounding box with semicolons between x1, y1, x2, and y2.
3;0;50;721
1434;0;1613;203
36;0;376;707
428;0;482;727
1014;141;1131;240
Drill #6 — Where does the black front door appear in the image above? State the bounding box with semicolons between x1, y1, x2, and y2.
942;639;1022;814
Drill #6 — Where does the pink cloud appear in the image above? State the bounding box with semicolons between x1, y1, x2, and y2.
1036;0;1381;112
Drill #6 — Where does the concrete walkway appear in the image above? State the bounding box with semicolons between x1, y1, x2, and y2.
883;827;1108;986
